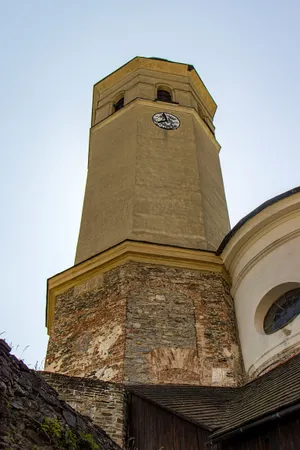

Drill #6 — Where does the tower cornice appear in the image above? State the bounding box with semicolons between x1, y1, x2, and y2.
93;56;217;119
90;97;221;153
46;240;228;335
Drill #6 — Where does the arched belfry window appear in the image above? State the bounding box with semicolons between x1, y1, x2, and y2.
157;88;172;103
113;95;124;113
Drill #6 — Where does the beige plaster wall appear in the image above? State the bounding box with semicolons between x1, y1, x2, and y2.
76;106;138;263
75;60;228;263
222;193;300;378
132;103;206;249
194;122;230;250
76;98;229;263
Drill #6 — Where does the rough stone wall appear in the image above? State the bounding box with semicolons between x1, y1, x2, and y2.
47;261;243;387
46;269;127;382
0;339;120;450
41;371;126;447
124;262;243;386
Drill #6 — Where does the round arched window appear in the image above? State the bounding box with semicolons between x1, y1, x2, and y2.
264;288;300;334
157;89;172;103
113;96;124;112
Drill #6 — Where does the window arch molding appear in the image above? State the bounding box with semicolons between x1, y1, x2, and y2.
155;84;174;103
254;282;300;334
112;91;125;113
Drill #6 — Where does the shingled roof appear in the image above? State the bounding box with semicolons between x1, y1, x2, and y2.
128;384;236;431
211;352;300;442
129;352;300;443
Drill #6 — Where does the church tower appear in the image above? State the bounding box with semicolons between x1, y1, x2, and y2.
45;57;242;387
75;57;230;263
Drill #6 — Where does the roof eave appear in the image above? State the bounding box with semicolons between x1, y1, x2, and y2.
217;186;300;255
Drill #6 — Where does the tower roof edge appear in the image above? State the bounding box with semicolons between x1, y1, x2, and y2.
93;56;217;117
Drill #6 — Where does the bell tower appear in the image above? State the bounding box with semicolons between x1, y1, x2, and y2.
46;57;242;387
75;57;230;263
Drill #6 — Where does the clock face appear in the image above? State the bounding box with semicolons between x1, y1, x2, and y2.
152;112;180;130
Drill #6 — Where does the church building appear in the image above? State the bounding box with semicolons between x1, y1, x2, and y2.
43;57;300;449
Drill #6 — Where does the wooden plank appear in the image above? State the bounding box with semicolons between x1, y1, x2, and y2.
128;394;210;449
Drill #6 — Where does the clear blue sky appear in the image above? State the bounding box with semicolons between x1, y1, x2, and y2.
0;1;299;367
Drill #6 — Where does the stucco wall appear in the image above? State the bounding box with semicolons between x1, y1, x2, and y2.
76;99;229;263
222;193;300;378
75;60;229;264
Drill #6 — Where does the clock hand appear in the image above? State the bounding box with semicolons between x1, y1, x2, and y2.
157;114;167;123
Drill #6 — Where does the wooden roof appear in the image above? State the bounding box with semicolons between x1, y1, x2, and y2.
129;384;235;431
212;352;300;441
129;352;300;441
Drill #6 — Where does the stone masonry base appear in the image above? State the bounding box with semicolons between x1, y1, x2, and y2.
41;372;125;447
46;260;243;387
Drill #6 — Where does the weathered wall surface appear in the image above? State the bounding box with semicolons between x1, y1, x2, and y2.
41;372;125;447
124;262;242;386
46;261;243;387
0;339;120;450
250;341;300;380
46;268;127;382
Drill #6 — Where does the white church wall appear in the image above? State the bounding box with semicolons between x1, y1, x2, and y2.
222;191;300;379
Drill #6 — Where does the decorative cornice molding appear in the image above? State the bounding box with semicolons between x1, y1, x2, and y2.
91;98;221;151
93;57;217;117
228;209;299;276
219;187;300;256
220;193;300;295
229;217;300;297
231;227;300;296
248;331;300;378
46;240;228;334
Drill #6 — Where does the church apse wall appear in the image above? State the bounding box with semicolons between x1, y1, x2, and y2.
221;189;300;379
